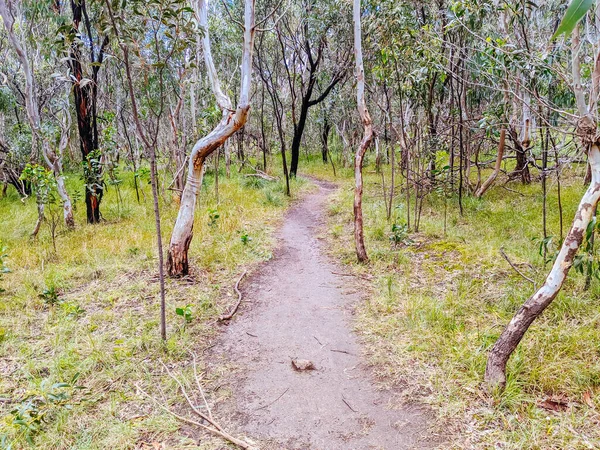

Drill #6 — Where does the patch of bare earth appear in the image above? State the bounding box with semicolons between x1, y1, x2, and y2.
208;180;440;449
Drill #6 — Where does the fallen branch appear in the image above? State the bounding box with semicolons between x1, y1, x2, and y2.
499;247;536;289
219;270;248;321
136;354;256;449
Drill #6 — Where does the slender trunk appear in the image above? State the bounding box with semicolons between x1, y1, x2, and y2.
353;0;372;263
475;128;505;198
67;0;106;223
0;0;74;228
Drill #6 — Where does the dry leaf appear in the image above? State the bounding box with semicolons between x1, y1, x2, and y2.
583;391;594;408
538;398;569;412
291;358;315;371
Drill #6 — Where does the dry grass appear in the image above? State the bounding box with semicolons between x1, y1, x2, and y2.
0;162;308;449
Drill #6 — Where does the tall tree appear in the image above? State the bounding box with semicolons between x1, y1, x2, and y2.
0;0;75;229
64;0;109;224
352;0;371;262
167;0;257;277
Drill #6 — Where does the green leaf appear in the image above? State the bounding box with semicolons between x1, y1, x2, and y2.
552;0;596;39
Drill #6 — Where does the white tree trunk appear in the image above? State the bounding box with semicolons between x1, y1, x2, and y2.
167;0;256;276
353;0;372;263
485;23;600;388
0;0;74;228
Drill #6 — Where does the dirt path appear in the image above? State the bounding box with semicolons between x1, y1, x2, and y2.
212;180;435;449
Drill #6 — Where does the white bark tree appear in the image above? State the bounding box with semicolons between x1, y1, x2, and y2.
167;0;256;277
0;0;75;229
352;0;372;263
485;22;600;388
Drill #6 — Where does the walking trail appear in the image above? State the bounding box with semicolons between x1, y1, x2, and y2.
212;180;436;449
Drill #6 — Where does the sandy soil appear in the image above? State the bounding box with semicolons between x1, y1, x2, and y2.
211;180;437;449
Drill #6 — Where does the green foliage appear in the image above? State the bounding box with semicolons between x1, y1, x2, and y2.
19;164;56;206
240;232;252;245
39;286;60;305
175;304;194;323
553;0;595;39
207;208;220;227
389;223;412;247
4;374;83;446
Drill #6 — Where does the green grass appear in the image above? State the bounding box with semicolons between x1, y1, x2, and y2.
0;161;308;449
302;151;600;449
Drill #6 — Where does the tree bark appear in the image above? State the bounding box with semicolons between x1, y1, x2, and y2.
485;25;600;387
486;139;600;387
353;0;372;263
475;128;505;198
67;0;108;224
167;0;256;277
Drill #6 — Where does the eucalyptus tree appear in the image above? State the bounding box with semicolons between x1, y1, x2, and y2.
276;0;350;177
167;0;257;277
352;0;371;262
0;0;75;230
486;1;600;388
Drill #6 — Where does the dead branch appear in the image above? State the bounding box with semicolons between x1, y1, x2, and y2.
499;247;536;289
136;374;256;450
219;270;248;321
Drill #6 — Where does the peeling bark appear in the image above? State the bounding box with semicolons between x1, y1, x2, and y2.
167;0;256;277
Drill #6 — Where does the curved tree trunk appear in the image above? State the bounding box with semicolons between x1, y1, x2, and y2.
167;0;256;277
486;140;600;387
353;0;372;263
475;128;505;198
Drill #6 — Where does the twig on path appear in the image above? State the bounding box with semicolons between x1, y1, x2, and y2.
342;396;357;413
246;332;258;337
331;271;374;281
499;247;536;289
313;335;323;346
136;357;256;449
331;349;353;355
219;270;248;321
255;387;290;411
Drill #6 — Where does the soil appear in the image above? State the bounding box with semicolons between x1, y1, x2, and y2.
211;180;437;449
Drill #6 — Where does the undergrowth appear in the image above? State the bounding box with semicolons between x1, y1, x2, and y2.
0;162;307;449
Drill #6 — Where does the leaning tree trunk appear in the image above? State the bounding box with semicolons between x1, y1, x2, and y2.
167;0;256;277
475;128;505;198
485;120;600;387
0;0;74;229
353;0;372;263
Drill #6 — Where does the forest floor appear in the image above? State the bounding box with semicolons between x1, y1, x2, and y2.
209;179;439;449
3;155;600;449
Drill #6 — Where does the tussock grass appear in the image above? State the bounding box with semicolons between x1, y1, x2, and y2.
303;154;600;449
0;163;307;449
